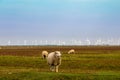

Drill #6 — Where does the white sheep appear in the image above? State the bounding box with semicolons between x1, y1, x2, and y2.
68;49;75;54
42;50;48;59
47;51;61;72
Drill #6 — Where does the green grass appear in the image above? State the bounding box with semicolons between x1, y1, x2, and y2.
0;71;120;80
0;46;120;80
0;53;120;71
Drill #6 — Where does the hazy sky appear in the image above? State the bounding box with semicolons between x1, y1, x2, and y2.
0;0;120;41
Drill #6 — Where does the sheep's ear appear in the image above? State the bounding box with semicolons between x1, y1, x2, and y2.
54;51;57;54
54;51;58;53
54;52;57;57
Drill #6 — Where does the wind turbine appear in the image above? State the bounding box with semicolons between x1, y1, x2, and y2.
34;40;38;45
16;40;20;45
95;38;102;45
118;39;120;45
78;40;82;45
45;40;48;45
71;39;77;45
86;38;91;45
8;40;11;45
61;41;66;45
24;40;27;45
58;40;61;45
52;40;57;45
39;40;42;45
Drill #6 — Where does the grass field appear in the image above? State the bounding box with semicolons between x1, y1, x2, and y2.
0;46;120;80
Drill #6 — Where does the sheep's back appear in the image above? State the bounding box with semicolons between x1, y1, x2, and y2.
47;52;55;64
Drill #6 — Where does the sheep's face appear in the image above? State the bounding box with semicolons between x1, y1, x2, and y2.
55;51;61;59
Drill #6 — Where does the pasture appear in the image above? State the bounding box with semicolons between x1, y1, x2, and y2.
0;46;120;80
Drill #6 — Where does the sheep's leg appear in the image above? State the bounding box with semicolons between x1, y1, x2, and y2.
55;66;59;72
50;66;54;72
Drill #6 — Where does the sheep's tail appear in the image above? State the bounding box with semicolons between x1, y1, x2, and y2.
43;55;48;59
44;55;46;59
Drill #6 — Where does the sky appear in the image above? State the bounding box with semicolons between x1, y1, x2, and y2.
0;0;120;42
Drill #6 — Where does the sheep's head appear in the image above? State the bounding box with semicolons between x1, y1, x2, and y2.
54;51;61;59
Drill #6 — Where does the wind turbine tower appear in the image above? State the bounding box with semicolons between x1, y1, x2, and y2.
8;40;11;45
86;38;91;45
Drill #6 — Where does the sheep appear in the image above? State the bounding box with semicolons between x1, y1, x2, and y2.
47;51;61;72
41;50;48;59
68;49;75;54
